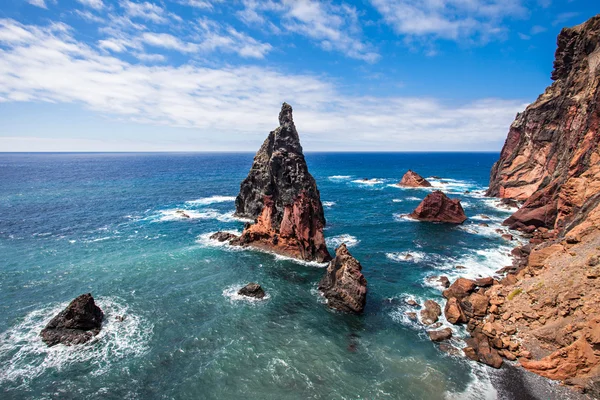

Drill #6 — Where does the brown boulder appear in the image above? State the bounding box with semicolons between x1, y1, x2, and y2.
420;300;442;325
474;277;494;287
460;293;489;318
210;231;238;242
466;332;503;368
428;328;453;342
398;170;432;187
444;297;466;324
443;278;476;300
409;191;467;224
318;244;367;314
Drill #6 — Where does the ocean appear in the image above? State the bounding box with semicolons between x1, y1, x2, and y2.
0;152;520;399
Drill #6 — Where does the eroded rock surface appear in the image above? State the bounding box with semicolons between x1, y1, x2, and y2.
238;283;266;299
398;170;432;187
319;244;367;314
233;103;331;262
409;191;467;224
40;293;104;346
487;15;600;234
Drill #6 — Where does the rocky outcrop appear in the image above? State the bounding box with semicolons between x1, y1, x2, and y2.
487;15;600;234
428;328;453;342
398;170;432;187
409;191;467;224
319;244;367;314
238;283;266;299
210;232;238;242
40;293;104;346
420;300;442;325
232;103;331;263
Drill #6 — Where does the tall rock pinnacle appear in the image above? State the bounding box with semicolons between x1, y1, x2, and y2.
233;103;331;262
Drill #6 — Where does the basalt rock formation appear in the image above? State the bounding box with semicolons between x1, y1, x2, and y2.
238;283;266;299
398;170;432;187
40;293;104;346
319;244;367;314
409;191;467;224
230;103;331;263
487;15;600;234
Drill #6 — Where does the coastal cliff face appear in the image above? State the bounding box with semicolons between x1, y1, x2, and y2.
473;15;600;395
233;103;331;263
487;15;600;233
319;244;367;314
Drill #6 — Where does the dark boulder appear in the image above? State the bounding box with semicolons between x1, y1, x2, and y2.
238;283;266;299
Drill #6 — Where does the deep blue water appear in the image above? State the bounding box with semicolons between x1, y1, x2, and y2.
0;152;518;399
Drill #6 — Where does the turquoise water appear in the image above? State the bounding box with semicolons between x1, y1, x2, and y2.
0;153;518;399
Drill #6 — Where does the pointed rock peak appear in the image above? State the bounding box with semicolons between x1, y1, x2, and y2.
399;170;432;187
410;190;467;224
278;102;294;126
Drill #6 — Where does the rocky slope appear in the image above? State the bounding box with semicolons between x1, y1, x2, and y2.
487;15;600;234
409;191;467;224
228;103;331;262
319;244;367;314
40;293;104;346
461;15;600;396
398;170;431;187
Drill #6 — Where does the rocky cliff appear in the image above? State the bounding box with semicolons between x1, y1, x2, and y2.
474;15;600;395
319;244;367;314
232;103;331;262
487;15;600;234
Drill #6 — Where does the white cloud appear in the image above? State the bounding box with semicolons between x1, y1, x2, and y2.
76;0;104;10
238;0;379;62
27;0;48;9
75;10;106;23
0;19;525;151
120;0;169;23
176;0;221;9
370;0;527;43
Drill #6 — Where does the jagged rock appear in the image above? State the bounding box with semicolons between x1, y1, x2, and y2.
420;300;442;325
398;170;432;187
439;276;450;288
443;278;476;300
233;103;331;262
487;15;600;234
409;191;467;224
474;277;494;287
445;297;466;324
465;332;503;368
460;293;489;318
319;244;367;314
210;232;238;242
40;293;104;347
238;283;265;299
428;328;453;342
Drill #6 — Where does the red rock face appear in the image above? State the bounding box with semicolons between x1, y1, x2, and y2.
487;15;600;233
233;103;331;263
409;190;467;224
398;170;432;187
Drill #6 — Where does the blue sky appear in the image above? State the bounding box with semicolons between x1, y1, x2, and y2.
0;0;597;151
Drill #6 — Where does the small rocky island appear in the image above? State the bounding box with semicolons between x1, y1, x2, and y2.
238;283;266;299
409;190;467;224
319;244;367;314
40;293;104;346
398;170;432;187
212;103;331;263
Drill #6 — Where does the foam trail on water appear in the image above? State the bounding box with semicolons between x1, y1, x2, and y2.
326;234;360;248
185;195;236;205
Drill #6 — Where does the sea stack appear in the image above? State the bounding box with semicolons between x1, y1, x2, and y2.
231;103;331;262
318;244;367;314
487;15;600;233
398;170;432;187
40;293;104;346
409;191;467;224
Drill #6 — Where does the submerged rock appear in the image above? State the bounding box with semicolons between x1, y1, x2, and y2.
398;170;432;187
238;283;265;299
319;244;367;314
232;103;331;263
409;191;467;224
40;293;104;347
